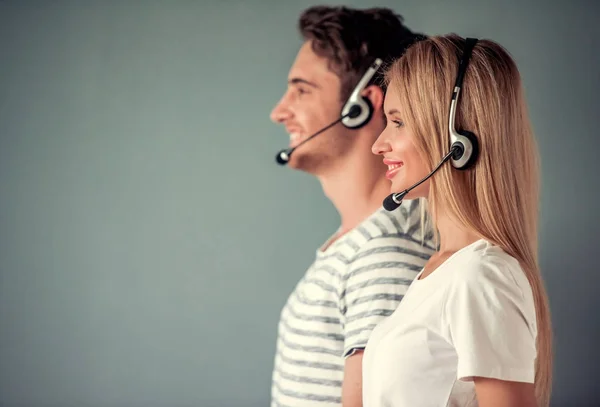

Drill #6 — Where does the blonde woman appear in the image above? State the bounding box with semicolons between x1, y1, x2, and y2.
363;35;553;407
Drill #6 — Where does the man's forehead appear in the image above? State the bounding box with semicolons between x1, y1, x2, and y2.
288;42;338;84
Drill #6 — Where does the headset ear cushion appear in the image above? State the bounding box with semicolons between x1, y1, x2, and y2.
361;96;374;125
343;96;374;129
458;130;479;169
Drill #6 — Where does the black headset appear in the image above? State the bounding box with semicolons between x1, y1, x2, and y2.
340;58;383;129
448;37;479;170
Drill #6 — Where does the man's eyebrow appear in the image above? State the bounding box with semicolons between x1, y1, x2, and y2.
288;77;320;88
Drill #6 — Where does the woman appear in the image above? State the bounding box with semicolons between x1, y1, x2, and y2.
362;34;552;407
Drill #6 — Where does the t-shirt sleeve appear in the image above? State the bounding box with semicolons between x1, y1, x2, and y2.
444;252;538;383
340;235;431;358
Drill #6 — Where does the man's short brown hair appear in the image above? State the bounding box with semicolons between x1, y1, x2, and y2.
298;6;424;101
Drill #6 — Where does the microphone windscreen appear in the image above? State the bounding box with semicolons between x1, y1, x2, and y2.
276;150;290;165
383;193;401;211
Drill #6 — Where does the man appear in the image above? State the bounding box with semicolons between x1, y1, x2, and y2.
269;6;435;407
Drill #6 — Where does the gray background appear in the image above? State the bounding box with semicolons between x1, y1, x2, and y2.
0;0;598;406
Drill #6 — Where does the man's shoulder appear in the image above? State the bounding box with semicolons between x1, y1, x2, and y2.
347;230;435;271
315;200;435;273
357;199;435;249
339;201;435;275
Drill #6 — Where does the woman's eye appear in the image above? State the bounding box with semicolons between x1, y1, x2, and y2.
392;120;404;128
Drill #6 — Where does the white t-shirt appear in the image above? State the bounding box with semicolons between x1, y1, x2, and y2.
362;239;537;407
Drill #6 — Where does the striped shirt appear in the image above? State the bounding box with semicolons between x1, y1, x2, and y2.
271;200;436;407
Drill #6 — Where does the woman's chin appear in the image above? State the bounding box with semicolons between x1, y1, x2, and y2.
389;180;407;194
389;180;428;200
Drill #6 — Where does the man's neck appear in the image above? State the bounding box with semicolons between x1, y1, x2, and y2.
318;152;390;236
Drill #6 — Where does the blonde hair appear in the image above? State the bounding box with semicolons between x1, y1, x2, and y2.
386;34;553;406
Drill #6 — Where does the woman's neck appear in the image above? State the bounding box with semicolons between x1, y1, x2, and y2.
434;210;481;255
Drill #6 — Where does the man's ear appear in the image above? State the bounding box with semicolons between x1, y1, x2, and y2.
361;85;385;115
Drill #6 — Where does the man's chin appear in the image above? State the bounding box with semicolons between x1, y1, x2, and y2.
286;153;322;175
287;157;312;173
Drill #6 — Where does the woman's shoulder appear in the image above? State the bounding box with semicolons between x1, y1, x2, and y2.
449;239;532;301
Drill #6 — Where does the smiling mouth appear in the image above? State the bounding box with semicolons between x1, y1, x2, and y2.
289;133;303;147
385;162;403;179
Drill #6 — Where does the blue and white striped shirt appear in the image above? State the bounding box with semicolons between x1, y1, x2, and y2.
271;200;436;406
